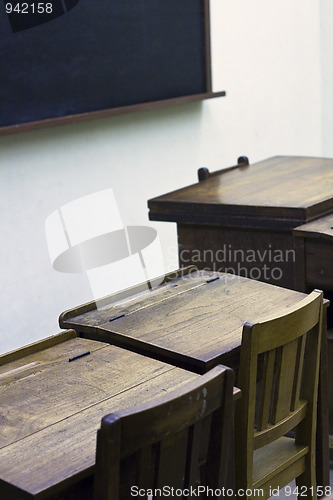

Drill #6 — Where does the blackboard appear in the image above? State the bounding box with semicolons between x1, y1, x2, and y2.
0;0;225;134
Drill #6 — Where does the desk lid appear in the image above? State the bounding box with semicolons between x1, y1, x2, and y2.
148;156;333;228
60;269;306;373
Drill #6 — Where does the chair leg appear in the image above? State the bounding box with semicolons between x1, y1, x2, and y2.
295;455;317;500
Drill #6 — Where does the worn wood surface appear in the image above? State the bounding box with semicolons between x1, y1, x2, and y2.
0;332;200;499
235;291;323;499
59;266;207;332
60;269;329;489
148;156;333;226
80;272;306;373
0;329;77;365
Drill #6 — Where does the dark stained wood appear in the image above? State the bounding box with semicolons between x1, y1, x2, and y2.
89;274;307;372
60;271;306;373
148;155;333;480
148;156;333;225
59;266;203;332
0;91;225;137
0;331;201;499
60;269;330;489
94;365;234;499
177;224;296;287
148;156;333;290
293;213;333;469
235;290;323;500
317;309;330;474
294;214;333;291
0;329;77;365
294;213;333;240
328;328;333;439
303;241;333;289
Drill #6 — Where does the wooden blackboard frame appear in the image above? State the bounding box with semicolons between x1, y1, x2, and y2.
0;0;225;136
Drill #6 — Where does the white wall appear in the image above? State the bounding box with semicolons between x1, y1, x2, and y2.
320;0;333;157
0;0;323;354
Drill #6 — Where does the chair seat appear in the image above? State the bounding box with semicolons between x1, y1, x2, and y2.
253;436;309;488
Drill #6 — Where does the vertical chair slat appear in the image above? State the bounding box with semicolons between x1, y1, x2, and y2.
186;418;210;487
94;419;121;500
157;429;189;489
291;335;306;412
257;350;276;431
137;446;155;491
272;339;299;424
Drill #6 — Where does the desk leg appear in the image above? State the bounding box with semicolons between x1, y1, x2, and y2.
227;402;236;497
294;237;307;293
316;306;330;490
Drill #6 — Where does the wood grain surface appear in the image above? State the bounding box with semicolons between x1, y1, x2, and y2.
148;156;333;218
0;333;199;499
61;271;306;373
148;156;333;224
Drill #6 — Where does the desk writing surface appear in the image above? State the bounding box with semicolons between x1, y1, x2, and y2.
0;331;198;499
60;271;306;373
98;273;305;371
148;156;333;225
59;269;213;330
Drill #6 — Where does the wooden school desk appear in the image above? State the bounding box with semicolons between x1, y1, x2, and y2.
59;268;330;489
293;213;333;293
148;154;333;465
0;330;202;499
147;156;333;290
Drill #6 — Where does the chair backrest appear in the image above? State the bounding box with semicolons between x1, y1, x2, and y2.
235;289;323;486
94;365;234;500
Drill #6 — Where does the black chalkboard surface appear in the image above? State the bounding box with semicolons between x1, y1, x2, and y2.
0;0;225;133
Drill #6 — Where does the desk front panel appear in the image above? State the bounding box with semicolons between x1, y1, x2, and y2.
177;224;296;289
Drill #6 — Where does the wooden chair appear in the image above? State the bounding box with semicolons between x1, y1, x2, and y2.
235;289;324;500
93;365;234;500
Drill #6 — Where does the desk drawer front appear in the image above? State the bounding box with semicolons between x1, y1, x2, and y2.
305;241;333;288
